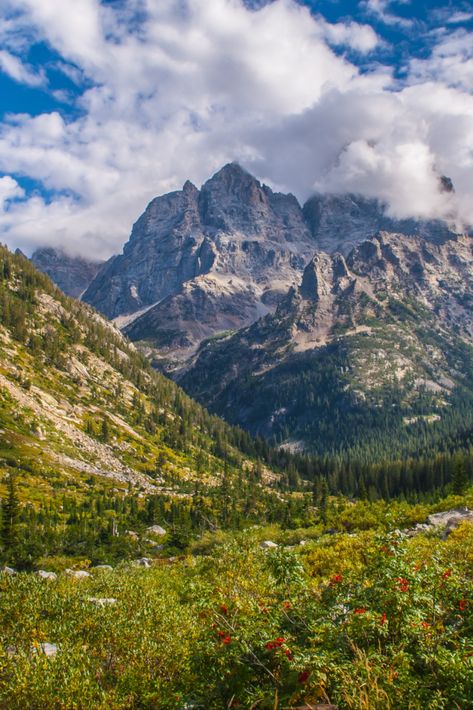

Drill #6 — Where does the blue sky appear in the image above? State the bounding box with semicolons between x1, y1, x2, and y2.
0;0;472;258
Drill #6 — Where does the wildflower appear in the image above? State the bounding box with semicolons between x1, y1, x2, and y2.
266;637;285;651
282;600;292;609
421;621;430;629
354;607;367;614
298;670;310;684
459;598;468;612
222;635;231;645
220;604;228;615
330;573;343;585
441;569;452;580
285;649;294;660
396;577;409;592
380;612;387;625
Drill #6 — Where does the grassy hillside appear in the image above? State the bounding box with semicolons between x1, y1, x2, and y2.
0;246;297;566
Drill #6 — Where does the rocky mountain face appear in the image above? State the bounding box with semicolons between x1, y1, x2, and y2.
83;163;316;365
303;192;457;255
31;247;104;298
180;230;473;457
82;164;460;368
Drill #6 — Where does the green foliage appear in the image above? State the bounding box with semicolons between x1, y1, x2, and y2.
0;523;471;709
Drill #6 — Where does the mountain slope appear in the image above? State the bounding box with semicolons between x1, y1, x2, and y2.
0;246;280;505
180;231;473;459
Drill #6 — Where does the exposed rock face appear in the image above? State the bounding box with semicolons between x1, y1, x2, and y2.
31;247;104;298
83;163;316;363
303;192;459;256
81;165;464;368
180;230;473;455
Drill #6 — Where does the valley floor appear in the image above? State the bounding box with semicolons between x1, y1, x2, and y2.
1;496;472;710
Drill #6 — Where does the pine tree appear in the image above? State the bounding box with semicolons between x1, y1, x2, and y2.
1;474;20;555
452;455;468;495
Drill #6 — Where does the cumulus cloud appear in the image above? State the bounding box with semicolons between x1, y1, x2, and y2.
0;0;472;258
409;29;473;91
0;176;24;207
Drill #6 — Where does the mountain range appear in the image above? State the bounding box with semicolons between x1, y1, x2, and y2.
29;163;473;458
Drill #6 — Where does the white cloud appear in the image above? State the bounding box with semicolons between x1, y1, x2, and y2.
0;0;472;258
0;176;24;208
409;29;473;91
361;0;413;28
0;50;44;86
317;18;381;53
447;12;473;25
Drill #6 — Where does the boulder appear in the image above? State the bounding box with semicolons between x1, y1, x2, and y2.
87;597;117;607
134;557;153;567
92;564;113;571
38;642;59;657
65;569;91;579
36;570;57;581
427;508;472;528
407;508;473;538
125;530;139;540
146;525;167;536
1;566;17;575
7;642;60;657
260;540;278;550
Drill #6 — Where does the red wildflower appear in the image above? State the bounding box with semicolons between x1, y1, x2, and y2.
274;637;285;647
396;577;409;592
222;635;231;645
330;573;343;585
283;600;292;609
220;604;228;615
217;630;226;638
265;642;274;650
354;608;367;615
421;621;430;629
298;670;310;684
441;569;452;580
380;612;387;625
285;649;294;660
381;545;393;556
459;598;468;612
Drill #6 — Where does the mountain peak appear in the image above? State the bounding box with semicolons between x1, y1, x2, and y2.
182;179;199;195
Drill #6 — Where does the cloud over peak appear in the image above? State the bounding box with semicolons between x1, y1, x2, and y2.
0;0;472;258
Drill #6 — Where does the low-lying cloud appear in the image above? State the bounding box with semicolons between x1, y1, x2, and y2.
0;0;472;259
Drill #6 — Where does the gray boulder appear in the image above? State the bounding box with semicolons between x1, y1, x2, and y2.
146;525;167;536
134;557;153;568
